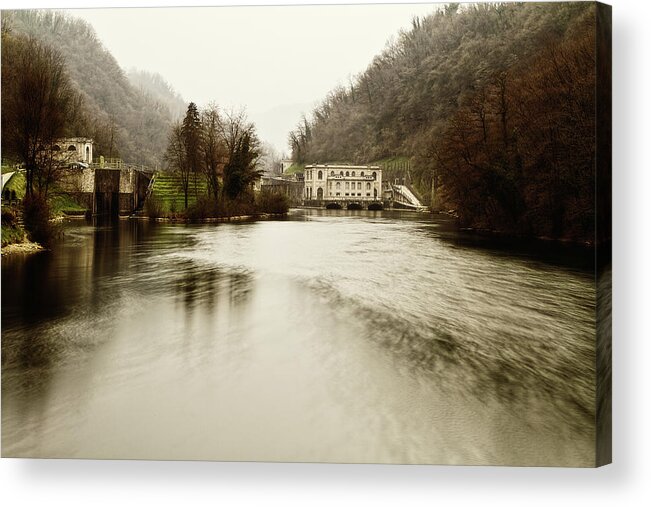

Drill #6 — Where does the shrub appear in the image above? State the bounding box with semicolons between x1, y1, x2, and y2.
1;207;18;228
144;195;165;219
186;196;218;220
1;208;26;247
256;191;289;215
22;194;58;247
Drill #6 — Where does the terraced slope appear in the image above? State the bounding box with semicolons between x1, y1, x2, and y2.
150;172;208;212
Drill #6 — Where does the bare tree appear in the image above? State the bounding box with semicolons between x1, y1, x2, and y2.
1;34;74;197
200;104;227;201
258;141;283;176
164;122;190;209
34;142;78;196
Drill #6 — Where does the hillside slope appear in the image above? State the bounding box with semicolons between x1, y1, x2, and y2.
289;2;604;242
3;10;180;168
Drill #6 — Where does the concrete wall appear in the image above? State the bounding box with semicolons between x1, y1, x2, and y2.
57;166;150;215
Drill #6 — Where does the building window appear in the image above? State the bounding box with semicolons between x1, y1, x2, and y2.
340;171;344;176
361;172;365;177
345;171;350;177
366;182;371;190
366;193;371;196
372;171;377;180
68;145;76;151
330;171;335;176
352;171;356;177
336;192;340;196
318;170;323;180
336;182;341;189
357;182;361;189
358;193;361;196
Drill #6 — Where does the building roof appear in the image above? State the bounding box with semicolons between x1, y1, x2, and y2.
305;164;380;170
57;137;94;144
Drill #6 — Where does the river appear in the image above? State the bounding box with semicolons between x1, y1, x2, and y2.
1;209;596;465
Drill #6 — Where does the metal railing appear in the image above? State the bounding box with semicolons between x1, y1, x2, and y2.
90;158;154;174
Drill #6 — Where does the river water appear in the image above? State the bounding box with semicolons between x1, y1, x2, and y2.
1;209;596;465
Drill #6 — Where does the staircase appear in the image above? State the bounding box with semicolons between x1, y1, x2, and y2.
392;184;427;211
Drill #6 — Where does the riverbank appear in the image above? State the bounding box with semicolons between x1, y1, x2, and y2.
1;239;44;256
458;226;595;248
131;212;288;223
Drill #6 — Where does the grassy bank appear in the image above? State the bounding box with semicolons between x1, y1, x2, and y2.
144;189;289;220
150;172;209;214
1;222;26;247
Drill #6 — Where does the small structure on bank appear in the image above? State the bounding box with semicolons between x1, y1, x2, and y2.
55;139;153;215
53;137;94;166
303;164;383;210
281;159;294;173
254;174;304;206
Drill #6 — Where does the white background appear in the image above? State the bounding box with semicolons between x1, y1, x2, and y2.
1;1;649;505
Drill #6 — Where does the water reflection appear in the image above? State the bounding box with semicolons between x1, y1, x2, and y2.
2;211;596;465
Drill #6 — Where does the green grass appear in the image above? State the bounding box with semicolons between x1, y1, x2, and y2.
1;225;26;247
50;193;87;215
371;156;411;169
2;171;26;200
150;171;209;213
283;163;305;176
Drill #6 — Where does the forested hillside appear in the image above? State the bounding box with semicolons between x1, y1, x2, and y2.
127;68;186;121
3;10;180;167
290;2;607;242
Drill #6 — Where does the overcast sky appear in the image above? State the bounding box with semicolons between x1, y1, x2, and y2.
67;3;441;152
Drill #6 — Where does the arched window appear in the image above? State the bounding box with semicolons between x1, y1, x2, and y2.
339;171;344;176
85;146;90;162
336;182;341;189
318;170;323;180
351;171;356;177
366;182;371;190
68;145;77;151
372;171;377;180
357;182;361;190
345;171;350;177
330;171;334;176
361;172;365;176
317;187;323;200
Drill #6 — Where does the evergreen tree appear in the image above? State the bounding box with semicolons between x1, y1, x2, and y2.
182;102;202;198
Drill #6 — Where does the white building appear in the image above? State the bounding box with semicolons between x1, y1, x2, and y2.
304;164;382;205
51;137;94;166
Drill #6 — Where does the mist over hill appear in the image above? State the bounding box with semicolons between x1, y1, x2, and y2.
127;68;186;121
3;10;183;167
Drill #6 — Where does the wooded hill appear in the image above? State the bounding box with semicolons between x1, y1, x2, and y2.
290;2;609;242
2;10;181;168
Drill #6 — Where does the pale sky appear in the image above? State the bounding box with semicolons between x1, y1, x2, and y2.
64;3;442;151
